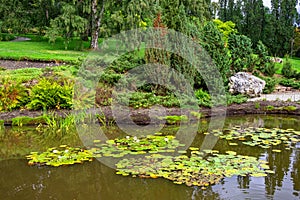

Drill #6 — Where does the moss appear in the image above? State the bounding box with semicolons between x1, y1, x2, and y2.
265;105;275;111
11;116;46;126
283;106;297;111
254;102;260;109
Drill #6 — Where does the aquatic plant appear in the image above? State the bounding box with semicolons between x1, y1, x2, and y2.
116;150;273;188
27;134;274;188
93;134;185;158
158;115;188;125
210;127;300;149
26;145;94;167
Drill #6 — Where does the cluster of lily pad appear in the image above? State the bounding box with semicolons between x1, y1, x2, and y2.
26;134;274;188
92;134;185;158
116;149;273;187
26;145;94;167
209;127;300;150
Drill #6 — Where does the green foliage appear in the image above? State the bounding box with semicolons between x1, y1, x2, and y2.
200;21;231;83
211;126;300;149
0;67;43;82
283;106;297;111
279;78;300;89
261;62;277;77
260;77;277;94
194;89;211;107
212;19;238;43
11;116;46;126
228;34;253;73
0;79;27;112
27;79;74;110
45;3;88;49
256;41;271;71
116;150;270;187
255;102;260;109
266;105;275;111
0;33;15;41
226;94;248;105
281;58;297;78
160;115;188;125
27;145;94;167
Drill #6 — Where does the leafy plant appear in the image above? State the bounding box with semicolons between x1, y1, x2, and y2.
280;78;300;89
226;93;248;105
210;126;300;149
260;77;277;94
194;89;212;107
0;78;28;111
160;115;188;125
27;78;74;110
228;34;253;73
281;58;296;78
27;145;94;167
261;62;277;77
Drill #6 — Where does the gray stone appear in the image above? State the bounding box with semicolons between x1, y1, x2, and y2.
229;72;266;97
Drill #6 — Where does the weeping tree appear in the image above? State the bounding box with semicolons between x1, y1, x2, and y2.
45;2;88;49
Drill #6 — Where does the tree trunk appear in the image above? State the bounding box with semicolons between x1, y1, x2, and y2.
90;0;105;50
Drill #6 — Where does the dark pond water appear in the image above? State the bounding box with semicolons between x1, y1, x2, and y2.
0;115;299;200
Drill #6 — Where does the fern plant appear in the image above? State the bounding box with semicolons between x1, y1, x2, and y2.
27;79;74;110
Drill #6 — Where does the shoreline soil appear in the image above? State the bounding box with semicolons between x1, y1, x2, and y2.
1;100;300;126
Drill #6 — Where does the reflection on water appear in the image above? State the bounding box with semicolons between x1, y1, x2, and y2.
0;114;299;200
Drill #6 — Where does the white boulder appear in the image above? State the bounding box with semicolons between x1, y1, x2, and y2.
229;72;266;97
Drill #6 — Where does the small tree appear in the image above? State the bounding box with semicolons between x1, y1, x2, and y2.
256;41;270;71
45;3;88;49
200;21;231;84
282;57;295;78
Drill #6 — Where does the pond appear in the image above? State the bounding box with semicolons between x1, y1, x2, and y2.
0;114;299;200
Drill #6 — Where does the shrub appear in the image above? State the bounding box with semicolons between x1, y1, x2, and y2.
281;59;296;78
261;62;277;77
0;79;28;111
280;78;300;89
261;77;277;94
226;94;248;105
194;89;212;107
27;79;73;110
0;33;15;41
256;41;270;71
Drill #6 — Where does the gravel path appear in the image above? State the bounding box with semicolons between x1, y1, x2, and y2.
248;92;300;102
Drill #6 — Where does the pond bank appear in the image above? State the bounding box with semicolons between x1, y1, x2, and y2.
1;100;300;126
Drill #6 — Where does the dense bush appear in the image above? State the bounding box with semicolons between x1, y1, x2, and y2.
0;79;28;111
27;79;73;110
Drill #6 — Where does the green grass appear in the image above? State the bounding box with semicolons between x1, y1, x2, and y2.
0;35;90;63
0;67;43;82
0;65;78;83
275;57;300;74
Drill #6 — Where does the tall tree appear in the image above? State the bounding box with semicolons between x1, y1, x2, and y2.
90;0;105;49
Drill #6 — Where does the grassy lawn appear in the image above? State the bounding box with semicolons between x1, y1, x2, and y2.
275;57;300;74
0;35;90;63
